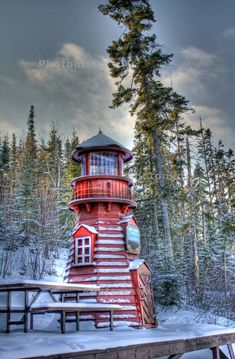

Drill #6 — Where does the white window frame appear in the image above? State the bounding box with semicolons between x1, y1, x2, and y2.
74;236;92;265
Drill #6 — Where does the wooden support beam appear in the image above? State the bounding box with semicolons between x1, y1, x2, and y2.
228;344;235;359
24;289;29;333
76;312;80;331
6;290;11;333
110;311;113;331
61;311;66;334
85;203;91;213
107;202;112;212
212;347;221;359
218;349;230;359
210;344;235;359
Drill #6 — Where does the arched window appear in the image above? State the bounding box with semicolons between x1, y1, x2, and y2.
90;152;118;175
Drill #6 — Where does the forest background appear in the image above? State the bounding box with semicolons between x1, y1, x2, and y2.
0;0;234;322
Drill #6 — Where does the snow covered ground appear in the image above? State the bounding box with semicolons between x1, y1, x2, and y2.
0;307;234;359
0;246;69;282
0;249;234;359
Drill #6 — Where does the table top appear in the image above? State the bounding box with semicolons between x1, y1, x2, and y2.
31;302;122;310
0;279;100;292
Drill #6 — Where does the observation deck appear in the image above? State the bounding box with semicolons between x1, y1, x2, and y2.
69;175;136;210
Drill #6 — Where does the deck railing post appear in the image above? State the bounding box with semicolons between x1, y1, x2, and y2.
6;290;11;333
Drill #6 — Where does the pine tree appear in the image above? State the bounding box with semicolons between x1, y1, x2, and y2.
0;135;10;171
47;122;62;188
64;130;80;182
0;135;10;203
17;105;38;247
99;0;188;303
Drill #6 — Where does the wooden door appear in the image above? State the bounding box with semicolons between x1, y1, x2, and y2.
137;265;157;328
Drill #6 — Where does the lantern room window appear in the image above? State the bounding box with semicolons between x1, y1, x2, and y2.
74;236;92;265
90;152;118;176
80;155;86;176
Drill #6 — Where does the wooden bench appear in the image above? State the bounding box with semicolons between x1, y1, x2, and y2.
30;302;122;333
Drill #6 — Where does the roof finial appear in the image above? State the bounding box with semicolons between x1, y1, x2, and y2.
98;127;102;134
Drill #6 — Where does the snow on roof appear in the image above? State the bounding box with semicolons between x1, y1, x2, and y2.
118;214;133;224
129;259;145;270
72;223;98;235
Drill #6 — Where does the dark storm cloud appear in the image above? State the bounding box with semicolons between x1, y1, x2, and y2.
162;29;235;148
0;43;133;145
0;0;235;149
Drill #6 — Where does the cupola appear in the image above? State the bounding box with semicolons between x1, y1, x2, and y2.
72;130;133;177
69;131;136;213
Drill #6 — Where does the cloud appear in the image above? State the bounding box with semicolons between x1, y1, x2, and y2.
58;43;103;69
1;41;234;152
180;47;216;66
163;46;217;97
16;43;134;148
223;27;235;38
163;44;235;149
0;118;22;138
183;105;234;148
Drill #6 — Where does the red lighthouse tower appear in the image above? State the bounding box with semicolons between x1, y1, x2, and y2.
65;131;156;328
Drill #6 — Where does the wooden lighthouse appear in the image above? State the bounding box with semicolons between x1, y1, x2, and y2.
65;131;156;328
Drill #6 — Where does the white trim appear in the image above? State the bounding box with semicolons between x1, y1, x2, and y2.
96;240;124;244
98;226;122;231
99;233;123;238
95;254;125;258
97;262;127;266
95;247;123;252
74;236;92;265
97;268;129;273
98;276;132;281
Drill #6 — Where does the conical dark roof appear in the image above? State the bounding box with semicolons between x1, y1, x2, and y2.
72;131;133;162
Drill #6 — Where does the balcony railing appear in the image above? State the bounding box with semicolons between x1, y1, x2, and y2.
69;175;135;204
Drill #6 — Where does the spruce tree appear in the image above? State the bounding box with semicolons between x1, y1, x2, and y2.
99;0;188;303
17;105;38;247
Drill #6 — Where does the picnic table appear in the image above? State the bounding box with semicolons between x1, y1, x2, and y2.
0;280;100;333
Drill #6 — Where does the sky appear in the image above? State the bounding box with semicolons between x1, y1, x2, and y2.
0;0;235;149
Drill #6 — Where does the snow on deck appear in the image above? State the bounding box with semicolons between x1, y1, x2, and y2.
0;324;234;359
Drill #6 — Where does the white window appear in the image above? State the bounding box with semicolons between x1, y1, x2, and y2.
74;236;92;265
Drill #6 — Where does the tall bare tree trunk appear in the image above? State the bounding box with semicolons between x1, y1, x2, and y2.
175;120;186;258
186;136;200;296
153;131;174;266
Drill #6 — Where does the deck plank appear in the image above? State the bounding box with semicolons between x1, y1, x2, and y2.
0;324;234;359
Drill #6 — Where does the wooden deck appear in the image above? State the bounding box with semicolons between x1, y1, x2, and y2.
0;324;234;359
